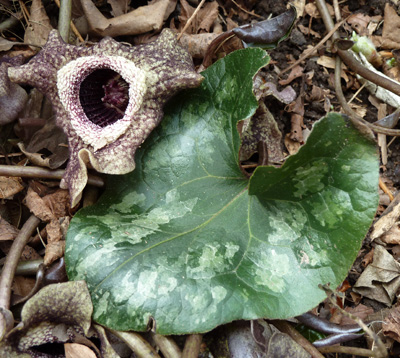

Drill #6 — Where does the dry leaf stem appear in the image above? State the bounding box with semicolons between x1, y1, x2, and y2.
150;333;182;358
0;165;104;187
107;329;162;358
182;334;202;358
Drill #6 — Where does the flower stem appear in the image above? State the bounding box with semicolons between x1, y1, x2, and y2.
0;165;104;187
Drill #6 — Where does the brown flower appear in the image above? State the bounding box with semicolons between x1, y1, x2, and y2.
8;29;203;206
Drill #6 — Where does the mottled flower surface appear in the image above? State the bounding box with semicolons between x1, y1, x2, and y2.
8;29;203;206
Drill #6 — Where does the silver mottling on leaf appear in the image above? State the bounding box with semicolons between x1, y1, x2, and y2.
8;29;203;206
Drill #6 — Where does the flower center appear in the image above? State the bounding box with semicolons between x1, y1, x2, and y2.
79;69;129;128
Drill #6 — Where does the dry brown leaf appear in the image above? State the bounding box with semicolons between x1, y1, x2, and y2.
12;276;36;298
284;133;301;155
46;220;63;243
18;142;51;168
24;187;54;221
24;0;53;48
341;304;374;325
305;85;331;102
380;223;400;244
42;189;70;218
347;13;371;35
0;176;24;199
279;65;304;86
383;305;400;342
107;0;129;17
316;55;349;81
20;245;41;261
65;343;97;358
81;0;177;37
297;24;321;38
44;240;65;266
371;192;400;240
0;38;23;52
198;1;219;33
381;4;400;49
178;0;219;34
304;2;333;18
179;32;220;58
292;0;305;18
353;245;400;306
0;216;19;241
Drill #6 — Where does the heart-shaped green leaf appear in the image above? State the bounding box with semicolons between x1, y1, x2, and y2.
65;48;379;334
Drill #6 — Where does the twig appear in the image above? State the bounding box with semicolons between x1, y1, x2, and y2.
0;215;40;338
107;329;161;358
0;165;104;187
230;0;262;18
333;0;341;21
318;345;382;357
314;0;400;98
150;332;182;358
280;20;345;75
379;177;394;201
182;334;202;358
177;0;206;41
271;320;325;358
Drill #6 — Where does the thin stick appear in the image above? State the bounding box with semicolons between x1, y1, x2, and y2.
0;165;104;187
379;177;394;201
347;82;366;105
333;0;341;21
231;0;262;18
318;346;382;357
178;0;206;41
280;20;345;75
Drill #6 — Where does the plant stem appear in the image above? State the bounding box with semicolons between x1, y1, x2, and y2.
107;329;161;358
182;334;202;358
58;0;72;42
0;215;40;310
0;165;104;187
150;332;182;358
0;215;40;338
